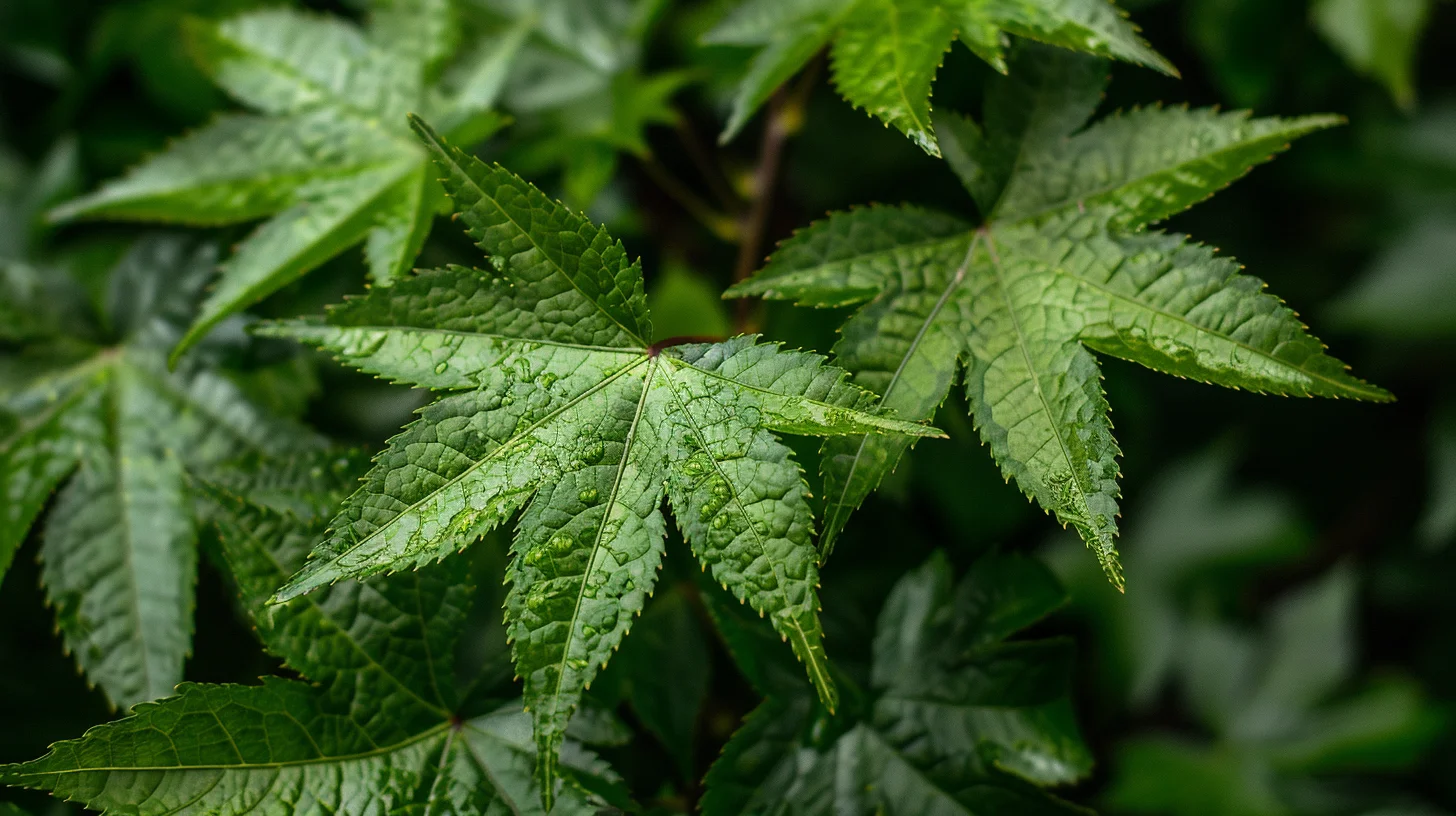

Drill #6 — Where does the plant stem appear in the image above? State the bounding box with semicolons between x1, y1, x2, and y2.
674;115;744;212
732;55;822;333
637;154;739;242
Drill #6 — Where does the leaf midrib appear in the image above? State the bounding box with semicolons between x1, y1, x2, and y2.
295;322;644;357
212;23;420;125
17;721;452;777
289;358;647;590
424;133;649;348
824;233;979;529
1056;252;1388;400
995;115;1329;226
659;364;832;703
982;230;1097;528
542;357;658;732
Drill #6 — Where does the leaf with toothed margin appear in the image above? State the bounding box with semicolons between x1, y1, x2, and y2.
47;2;512;363
703;0;1173;151
257;116;941;809
727;44;1387;585
1;474;627;815
0;233;324;711
701;551;1093;815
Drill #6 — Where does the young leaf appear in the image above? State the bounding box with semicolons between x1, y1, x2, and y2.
727;44;1387;584
704;0;1174;151
48;1;510;362
701;551;1092;815
0;233;322;708
2;476;625;814
260;116;940;808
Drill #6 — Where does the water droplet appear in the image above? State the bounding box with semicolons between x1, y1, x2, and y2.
549;533;575;554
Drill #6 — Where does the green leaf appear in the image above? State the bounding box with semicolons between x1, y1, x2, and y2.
728;44;1385;585
1329;217;1456;340
1311;0;1431;110
616;584;711;778
3;490;624;814
706;0;1173;150
1420;408;1456;549
1046;448;1306;709
646;262;733;342
261;117;941;808
701;551;1092;815
0;234;323;708
49;4;516;359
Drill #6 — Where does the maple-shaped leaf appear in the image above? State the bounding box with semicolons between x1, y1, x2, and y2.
0;233;323;709
259;116;941;807
486;0;697;209
727;44;1389;586
48;0;512;362
703;0;1174;153
2;468;628;815
701;550;1092;815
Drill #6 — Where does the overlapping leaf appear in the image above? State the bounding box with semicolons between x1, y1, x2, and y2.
487;0;695;208
728;44;1388;585
0;234;322;709
1050;456;1445;815
261;117;940;806
1311;0;1431;110
702;551;1092;815
2;467;625;814
704;0;1174;152
49;0;513;360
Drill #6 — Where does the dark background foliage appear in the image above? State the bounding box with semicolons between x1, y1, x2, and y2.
2;0;1453;813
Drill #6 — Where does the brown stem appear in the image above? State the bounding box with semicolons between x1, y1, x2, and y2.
647;335;728;356
674;115;744;212
731;54;822;333
637;155;738;242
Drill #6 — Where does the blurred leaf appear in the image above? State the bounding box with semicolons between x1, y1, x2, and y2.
2;477;628;814
89;0;263;122
1311;0;1431;109
51;3;512;359
0;234;323;707
647;262;733;342
1068;456;1445;816
704;0;1174;150
1420;409;1456;549
1050;448;1307;707
1330;218;1456;339
701;551;1093;814
1108;737;1286;816
616;584;711;778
